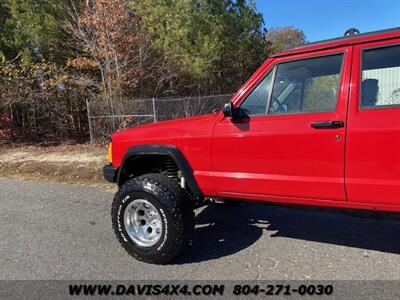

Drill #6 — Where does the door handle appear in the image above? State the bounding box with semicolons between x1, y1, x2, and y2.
311;120;344;129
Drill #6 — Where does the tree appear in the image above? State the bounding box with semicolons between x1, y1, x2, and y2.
0;0;309;143
0;58;93;142
66;0;143;98
66;0;180;100
131;0;219;84
215;0;268;90
0;0;67;63
266;27;306;54
0;1;88;142
131;0;268;94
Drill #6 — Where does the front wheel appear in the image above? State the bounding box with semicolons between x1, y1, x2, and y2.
111;174;194;264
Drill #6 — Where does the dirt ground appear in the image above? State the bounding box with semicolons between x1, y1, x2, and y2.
0;143;114;189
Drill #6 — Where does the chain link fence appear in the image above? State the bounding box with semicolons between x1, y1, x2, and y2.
87;94;233;142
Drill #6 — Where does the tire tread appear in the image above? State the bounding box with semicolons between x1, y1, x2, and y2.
111;174;194;264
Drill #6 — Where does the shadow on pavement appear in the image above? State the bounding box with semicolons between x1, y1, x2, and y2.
174;202;400;264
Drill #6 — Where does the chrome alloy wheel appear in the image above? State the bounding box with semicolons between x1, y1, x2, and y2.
123;199;163;247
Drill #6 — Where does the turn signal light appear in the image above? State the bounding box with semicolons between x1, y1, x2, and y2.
107;142;113;163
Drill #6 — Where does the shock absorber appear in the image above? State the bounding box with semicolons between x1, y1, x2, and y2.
165;158;179;180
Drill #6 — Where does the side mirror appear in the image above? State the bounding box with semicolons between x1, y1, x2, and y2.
223;102;249;119
223;102;234;118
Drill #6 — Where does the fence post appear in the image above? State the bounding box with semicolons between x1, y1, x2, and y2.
85;99;93;143
152;97;157;123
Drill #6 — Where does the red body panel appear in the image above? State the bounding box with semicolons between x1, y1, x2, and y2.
346;37;400;206
111;29;400;213
211;46;352;201
112;114;219;195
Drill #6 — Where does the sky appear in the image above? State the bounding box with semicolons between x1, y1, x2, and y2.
256;0;400;42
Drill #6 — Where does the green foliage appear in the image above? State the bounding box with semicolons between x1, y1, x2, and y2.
131;0;268;93
131;0;217;78
0;0;67;63
216;0;268;89
1;0;301;95
303;74;340;111
0;0;308;142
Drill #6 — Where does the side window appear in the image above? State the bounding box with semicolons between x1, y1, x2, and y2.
240;70;274;116
361;45;400;108
269;54;343;115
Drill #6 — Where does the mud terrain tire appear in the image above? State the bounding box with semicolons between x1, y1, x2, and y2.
111;174;194;264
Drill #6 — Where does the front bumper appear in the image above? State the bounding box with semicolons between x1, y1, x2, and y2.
103;164;118;183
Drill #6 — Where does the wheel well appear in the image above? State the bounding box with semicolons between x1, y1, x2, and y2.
117;145;204;197
118;155;180;186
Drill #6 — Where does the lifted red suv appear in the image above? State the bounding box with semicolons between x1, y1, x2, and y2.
104;28;400;264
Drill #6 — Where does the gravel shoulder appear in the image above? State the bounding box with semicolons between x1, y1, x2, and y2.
0;144;112;189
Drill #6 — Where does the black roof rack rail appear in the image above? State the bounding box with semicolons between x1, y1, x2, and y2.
271;27;400;57
305;27;399;46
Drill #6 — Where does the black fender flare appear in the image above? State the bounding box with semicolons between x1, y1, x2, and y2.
117;144;203;197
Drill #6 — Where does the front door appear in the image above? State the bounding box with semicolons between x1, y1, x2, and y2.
346;40;400;205
211;47;353;202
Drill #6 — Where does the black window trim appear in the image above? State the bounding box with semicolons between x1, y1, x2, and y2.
239;66;276;117
359;43;400;111
265;66;278;115
238;51;346;118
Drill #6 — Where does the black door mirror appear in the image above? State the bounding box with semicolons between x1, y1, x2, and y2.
223;102;249;119
223;102;234;118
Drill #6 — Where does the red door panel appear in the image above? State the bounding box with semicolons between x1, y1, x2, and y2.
346;39;400;205
212;47;353;202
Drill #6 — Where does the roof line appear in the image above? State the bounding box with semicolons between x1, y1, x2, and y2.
271;27;400;58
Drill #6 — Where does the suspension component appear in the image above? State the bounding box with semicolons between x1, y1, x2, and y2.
165;158;179;180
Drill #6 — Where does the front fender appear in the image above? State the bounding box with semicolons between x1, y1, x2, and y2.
116;144;203;197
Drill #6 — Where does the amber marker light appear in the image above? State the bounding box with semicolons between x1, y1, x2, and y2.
107;142;113;164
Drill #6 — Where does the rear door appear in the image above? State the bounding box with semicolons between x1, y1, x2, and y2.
211;46;353;202
346;39;400;205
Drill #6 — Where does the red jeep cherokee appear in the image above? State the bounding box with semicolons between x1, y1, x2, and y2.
104;28;400;264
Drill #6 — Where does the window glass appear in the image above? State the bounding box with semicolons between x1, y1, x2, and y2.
269;54;343;115
240;70;274;116
361;45;400;108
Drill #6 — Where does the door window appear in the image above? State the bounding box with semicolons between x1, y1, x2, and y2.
269;54;344;114
361;45;400;108
240;70;274;116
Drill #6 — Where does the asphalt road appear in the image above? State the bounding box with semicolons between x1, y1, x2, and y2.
1;177;400;280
